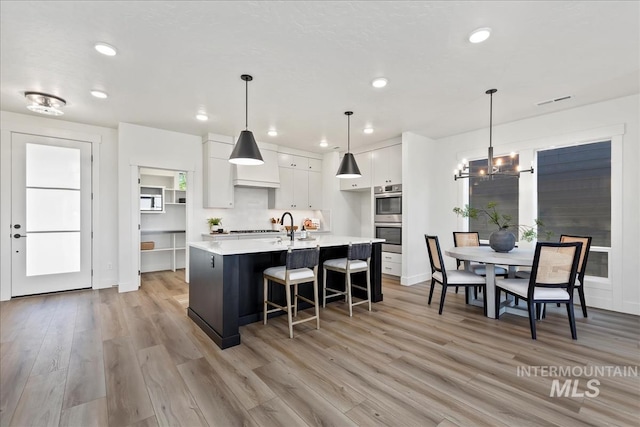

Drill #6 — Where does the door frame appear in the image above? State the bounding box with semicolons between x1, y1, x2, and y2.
0;122;102;301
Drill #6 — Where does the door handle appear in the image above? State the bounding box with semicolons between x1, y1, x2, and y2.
13;234;26;238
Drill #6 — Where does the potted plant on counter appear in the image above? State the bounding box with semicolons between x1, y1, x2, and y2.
207;217;223;233
453;202;552;252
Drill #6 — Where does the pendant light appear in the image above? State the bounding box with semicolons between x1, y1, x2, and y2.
336;111;362;179
229;74;264;165
454;89;534;180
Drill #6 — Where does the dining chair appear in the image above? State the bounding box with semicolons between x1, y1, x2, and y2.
424;235;486;315
263;246;320;338
322;242;372;317
515;234;592;317
495;241;582;339
452;232;507;296
559;235;592;317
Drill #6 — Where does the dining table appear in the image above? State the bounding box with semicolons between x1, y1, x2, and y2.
444;246;535;318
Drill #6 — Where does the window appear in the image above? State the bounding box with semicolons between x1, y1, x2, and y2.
537;141;611;277
468;155;520;240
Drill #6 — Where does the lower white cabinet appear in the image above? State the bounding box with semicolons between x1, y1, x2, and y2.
381;251;401;276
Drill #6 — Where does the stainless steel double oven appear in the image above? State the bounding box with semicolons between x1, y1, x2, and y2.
374;184;402;253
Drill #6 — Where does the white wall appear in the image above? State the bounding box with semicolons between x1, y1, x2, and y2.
0;111;119;300
401;131;437;286
427;94;639;315
117;123;200;292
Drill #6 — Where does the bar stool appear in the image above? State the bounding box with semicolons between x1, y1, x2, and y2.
322;242;372;317
263;246;320;338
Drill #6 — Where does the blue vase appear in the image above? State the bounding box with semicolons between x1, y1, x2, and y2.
489;228;516;252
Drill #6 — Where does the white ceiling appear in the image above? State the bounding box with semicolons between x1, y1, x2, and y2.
1;1;638;153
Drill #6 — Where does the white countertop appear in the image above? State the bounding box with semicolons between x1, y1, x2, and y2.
190;235;384;255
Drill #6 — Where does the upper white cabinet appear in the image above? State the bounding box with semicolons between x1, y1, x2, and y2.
270;154;323;210
203;140;235;208
372;144;402;186
340;151;372;191
278;153;309;170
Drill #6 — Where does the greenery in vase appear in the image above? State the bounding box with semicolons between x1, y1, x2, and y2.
453;201;553;242
207;217;222;227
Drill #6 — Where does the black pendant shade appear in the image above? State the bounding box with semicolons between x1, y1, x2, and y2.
336;152;361;178
336;111;362;179
230;130;263;165
229;74;264;165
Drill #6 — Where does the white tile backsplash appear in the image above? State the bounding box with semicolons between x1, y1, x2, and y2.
203;187;327;232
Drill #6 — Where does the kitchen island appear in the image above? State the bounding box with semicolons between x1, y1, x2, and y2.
188;235;384;349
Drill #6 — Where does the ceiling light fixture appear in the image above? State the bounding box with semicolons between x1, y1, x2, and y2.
468;27;491;44
336;111;361;179
196;113;209;121
24;91;66;116
267;129;278;137
319;140;328;148
371;77;388;88
90;90;108;99
229;74;264;165
363;127;374;134
454;89;534;181
94;42;117;56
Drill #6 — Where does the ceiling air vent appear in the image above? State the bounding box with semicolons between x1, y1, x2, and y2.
535;95;572;106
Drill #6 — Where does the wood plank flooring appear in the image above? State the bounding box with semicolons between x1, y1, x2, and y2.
1;270;638;426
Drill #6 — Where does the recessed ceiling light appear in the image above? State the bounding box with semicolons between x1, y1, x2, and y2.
196;113;209;121
90;90;108;99
371;77;388;88
267;129;278;137
319;140;328;148
363;127;374;134
94;42;117;56
468;27;491;43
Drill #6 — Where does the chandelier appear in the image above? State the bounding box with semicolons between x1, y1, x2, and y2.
454;89;534;181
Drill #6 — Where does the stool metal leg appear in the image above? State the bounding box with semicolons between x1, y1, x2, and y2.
322;266;327;308
263;277;269;325
346;270;353;317
285;283;294;338
366;267;372;312
313;277;320;330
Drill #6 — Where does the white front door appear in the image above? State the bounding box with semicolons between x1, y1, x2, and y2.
11;133;92;296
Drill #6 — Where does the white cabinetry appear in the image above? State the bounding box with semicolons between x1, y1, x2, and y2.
270;154;323;209
372;144;402;186
203;140;234;208
340;151;372;191
381;251;402;276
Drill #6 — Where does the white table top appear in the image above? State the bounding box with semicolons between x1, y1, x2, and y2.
445;246;535;266
190;235;384;256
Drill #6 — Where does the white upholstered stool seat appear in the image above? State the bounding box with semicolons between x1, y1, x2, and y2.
263;266;316;281
322;243;372;317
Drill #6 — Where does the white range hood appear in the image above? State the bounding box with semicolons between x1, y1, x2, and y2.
233;144;280;188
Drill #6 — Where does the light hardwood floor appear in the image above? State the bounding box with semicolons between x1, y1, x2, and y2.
1;270;638;426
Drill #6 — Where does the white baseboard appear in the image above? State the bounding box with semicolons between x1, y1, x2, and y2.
401;273;429;286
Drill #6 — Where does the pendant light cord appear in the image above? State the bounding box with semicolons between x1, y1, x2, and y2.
489;90;493;148
245;79;249;130
347;114;351;153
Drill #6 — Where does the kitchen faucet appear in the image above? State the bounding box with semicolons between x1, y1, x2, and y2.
281;211;294;241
